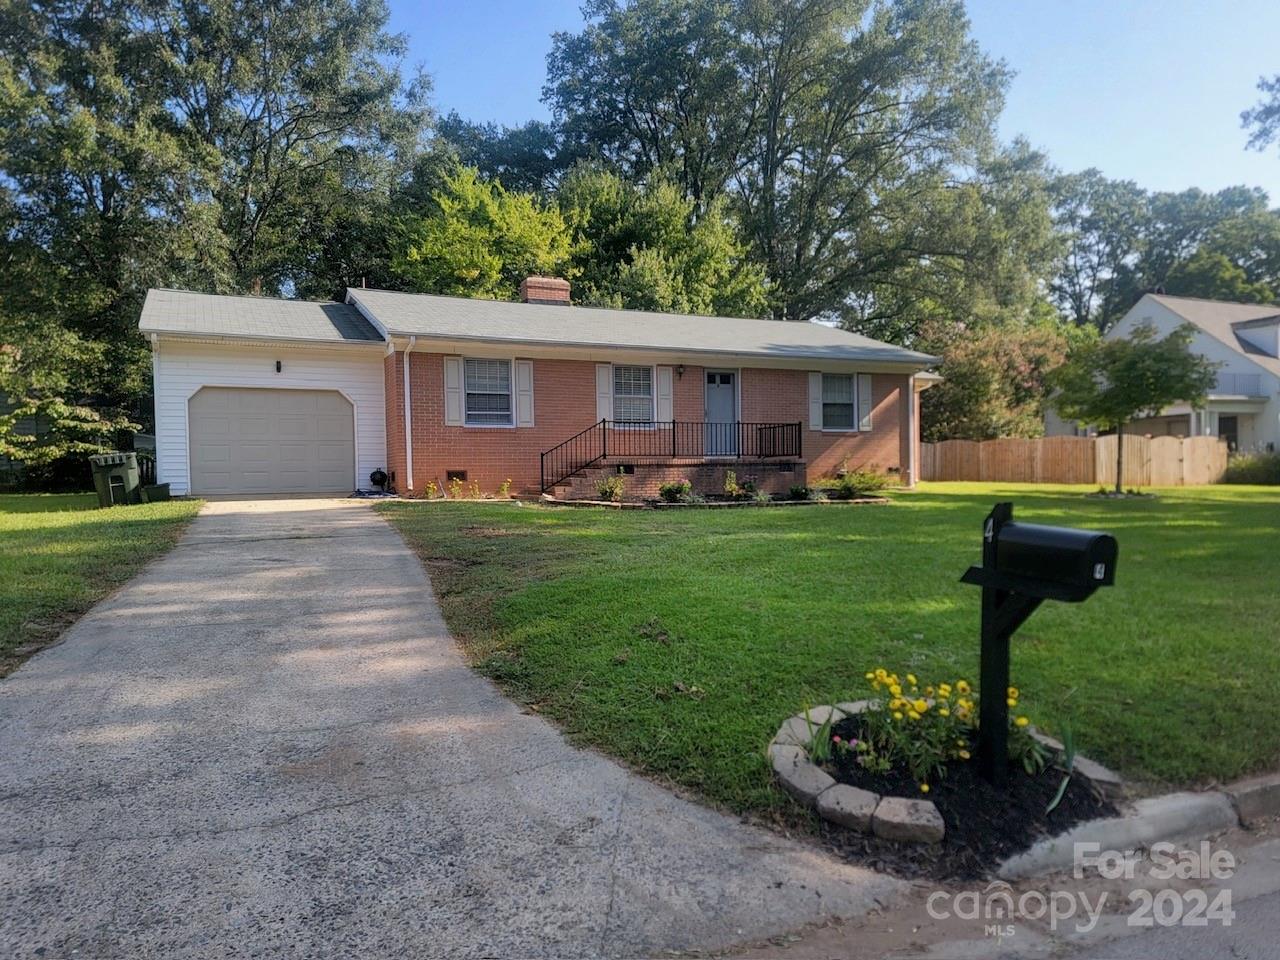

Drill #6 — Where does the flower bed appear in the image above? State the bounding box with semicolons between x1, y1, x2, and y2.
770;668;1120;877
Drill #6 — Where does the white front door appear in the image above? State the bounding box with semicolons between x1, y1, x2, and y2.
704;371;737;456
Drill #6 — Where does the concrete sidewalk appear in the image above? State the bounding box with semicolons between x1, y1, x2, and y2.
0;499;900;958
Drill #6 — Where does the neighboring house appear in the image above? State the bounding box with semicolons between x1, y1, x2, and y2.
138;278;938;498
1045;293;1280;452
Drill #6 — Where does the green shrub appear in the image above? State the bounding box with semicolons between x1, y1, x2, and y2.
814;469;890;499
1223;451;1280;485
788;484;810;501
658;479;692;502
596;475;626;502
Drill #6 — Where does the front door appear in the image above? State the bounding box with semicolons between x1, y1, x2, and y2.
705;371;737;455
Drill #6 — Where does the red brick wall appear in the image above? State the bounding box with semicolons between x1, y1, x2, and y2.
739;368;909;480
401;353;912;495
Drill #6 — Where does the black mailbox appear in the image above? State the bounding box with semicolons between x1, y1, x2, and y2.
960;502;1118;785
995;522;1117;596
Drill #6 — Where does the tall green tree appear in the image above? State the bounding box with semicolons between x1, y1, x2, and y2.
437;112;570;195
149;0;430;295
546;0;1009;322
0;0;427;472
1049;322;1218;492
852;141;1063;344
556;164;766;315
392;166;573;300
1049;170;1147;330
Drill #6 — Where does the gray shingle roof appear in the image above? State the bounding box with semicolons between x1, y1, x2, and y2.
345;288;937;366
139;289;383;343
1148;294;1280;377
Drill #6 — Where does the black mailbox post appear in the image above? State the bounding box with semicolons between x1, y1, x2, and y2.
960;503;1117;785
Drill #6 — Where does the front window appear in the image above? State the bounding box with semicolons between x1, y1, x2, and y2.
613;365;653;422
822;373;855;430
464;358;512;426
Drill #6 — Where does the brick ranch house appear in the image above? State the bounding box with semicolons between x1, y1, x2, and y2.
139;278;938;499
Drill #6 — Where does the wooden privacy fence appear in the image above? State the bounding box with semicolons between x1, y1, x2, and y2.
920;435;1228;486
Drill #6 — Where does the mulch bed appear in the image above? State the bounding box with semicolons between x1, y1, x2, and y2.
815;714;1118;880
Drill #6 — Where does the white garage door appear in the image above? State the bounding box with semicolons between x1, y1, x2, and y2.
189;387;355;495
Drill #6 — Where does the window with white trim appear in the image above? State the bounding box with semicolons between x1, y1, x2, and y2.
612;365;653;422
464;358;513;426
821;373;855;430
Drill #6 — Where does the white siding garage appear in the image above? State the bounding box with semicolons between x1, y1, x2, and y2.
151;338;386;496
189;387;356;495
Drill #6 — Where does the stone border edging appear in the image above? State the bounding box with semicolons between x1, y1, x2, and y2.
769;701;945;844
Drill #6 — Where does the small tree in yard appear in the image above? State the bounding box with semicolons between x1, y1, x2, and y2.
1050;322;1218;492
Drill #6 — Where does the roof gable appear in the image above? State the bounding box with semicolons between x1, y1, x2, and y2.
1140;294;1280;377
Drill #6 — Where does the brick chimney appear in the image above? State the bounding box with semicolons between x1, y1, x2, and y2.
519;276;571;305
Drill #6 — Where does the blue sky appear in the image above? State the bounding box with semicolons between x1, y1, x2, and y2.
390;0;1280;198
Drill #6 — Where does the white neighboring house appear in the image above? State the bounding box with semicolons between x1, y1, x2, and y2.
1045;293;1280;452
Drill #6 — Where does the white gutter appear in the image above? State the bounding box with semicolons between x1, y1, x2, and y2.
402;337;416;492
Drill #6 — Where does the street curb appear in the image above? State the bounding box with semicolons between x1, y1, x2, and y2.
997;791;1239;880
1226;772;1280;822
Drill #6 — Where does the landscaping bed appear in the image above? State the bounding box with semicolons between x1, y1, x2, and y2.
822;711;1116;879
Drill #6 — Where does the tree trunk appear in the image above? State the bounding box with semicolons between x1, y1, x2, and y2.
1114;424;1124;494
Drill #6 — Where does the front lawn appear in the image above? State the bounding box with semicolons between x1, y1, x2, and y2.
0;493;203;675
378;483;1280;817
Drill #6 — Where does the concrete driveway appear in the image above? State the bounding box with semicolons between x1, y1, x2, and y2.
0;499;900;958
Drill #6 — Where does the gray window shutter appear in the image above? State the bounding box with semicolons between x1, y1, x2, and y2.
596;364;613;421
515;360;534;427
444;356;464;426
857;373;873;431
808;372;823;430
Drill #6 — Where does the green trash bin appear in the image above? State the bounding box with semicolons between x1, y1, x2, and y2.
88;452;142;507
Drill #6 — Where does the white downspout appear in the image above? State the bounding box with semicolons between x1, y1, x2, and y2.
403;337;416;492
906;374;918;488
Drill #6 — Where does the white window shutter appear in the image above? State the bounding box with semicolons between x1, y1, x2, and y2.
595;363;613;421
443;356;464;426
857;373;873;431
808;372;823;430
655;366;674;421
515;360;534;427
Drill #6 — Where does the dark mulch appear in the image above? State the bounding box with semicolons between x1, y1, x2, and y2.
816;715;1118;880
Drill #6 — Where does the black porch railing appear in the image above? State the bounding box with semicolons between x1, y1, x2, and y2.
540;420;802;491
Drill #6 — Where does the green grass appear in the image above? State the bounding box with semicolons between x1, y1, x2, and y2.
0;493;202;674
378;483;1280;816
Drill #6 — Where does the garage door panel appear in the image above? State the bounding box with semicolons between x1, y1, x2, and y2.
189;387;353;495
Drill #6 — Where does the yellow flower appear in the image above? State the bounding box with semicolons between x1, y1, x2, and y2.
1015;716;1030;727
892;711;903;720
938;683;951;696
906;673;918;686
865;671;875;680
889;684;903;697
919;783;930;793
913;699;929;713
938;708;950;717
958;749;971;759
875;668;887;679
1007;686;1019;699
1006;697;1018;708
956;680;971;694
907;709;921;721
